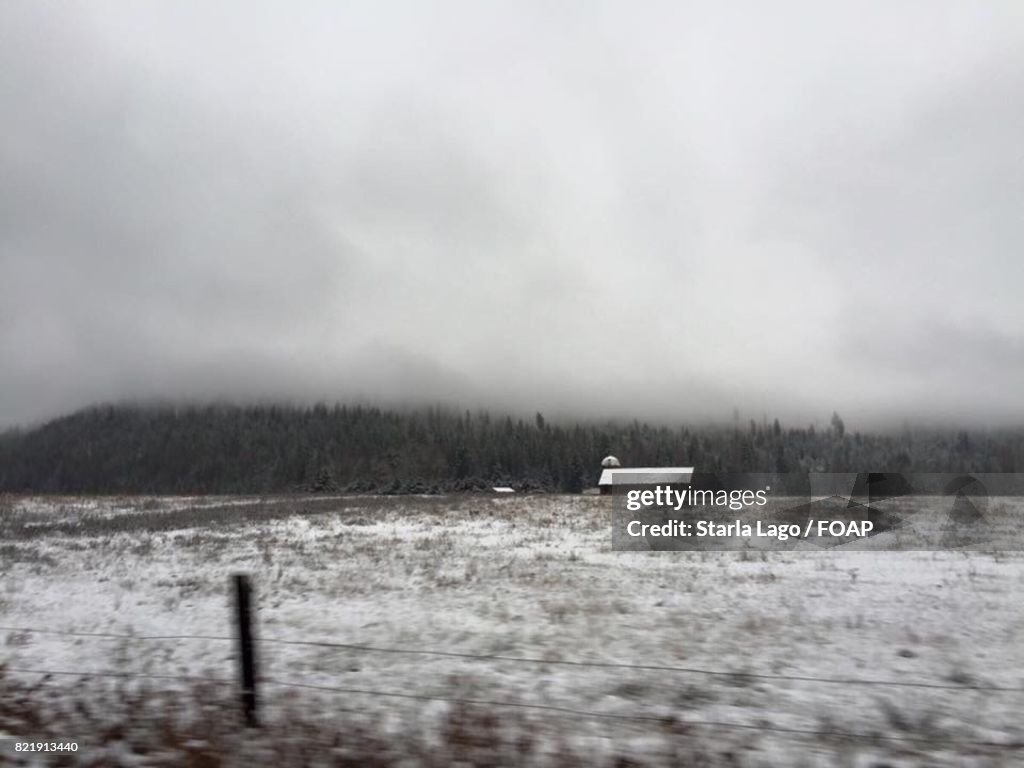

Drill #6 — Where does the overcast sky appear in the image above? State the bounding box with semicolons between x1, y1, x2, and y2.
2;2;1023;430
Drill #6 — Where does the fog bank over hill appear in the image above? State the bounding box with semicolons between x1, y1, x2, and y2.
2;2;1024;429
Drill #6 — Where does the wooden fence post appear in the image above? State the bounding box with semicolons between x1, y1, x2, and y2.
233;573;259;727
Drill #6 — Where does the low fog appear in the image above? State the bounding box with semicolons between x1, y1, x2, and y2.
2;1;1023;429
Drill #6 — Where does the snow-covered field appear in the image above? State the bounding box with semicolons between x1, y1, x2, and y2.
1;494;1023;766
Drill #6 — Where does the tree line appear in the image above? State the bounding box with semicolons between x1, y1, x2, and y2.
0;403;1020;494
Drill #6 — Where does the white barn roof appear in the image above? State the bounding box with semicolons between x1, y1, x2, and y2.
598;467;694;486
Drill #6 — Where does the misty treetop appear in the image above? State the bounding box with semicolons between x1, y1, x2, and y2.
0;403;1020;494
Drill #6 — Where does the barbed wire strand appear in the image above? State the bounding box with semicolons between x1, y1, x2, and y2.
1;625;1019;693
3;666;1022;751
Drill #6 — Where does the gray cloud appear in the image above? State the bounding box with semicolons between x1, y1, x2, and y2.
2;1;1023;429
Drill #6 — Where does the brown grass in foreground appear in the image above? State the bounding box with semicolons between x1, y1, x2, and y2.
0;666;733;768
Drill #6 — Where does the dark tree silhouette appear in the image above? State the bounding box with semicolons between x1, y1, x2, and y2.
0;403;1020;494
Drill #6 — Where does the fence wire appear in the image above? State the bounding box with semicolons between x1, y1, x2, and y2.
3;665;1023;751
1;624;1020;693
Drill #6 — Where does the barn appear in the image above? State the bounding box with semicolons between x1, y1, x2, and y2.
598;465;694;495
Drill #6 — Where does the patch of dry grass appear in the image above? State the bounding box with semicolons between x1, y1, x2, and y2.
0;666;730;767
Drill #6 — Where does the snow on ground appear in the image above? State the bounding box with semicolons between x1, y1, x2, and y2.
1;494;1023;766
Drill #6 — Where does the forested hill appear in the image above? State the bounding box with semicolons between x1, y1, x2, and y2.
0;404;1021;494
